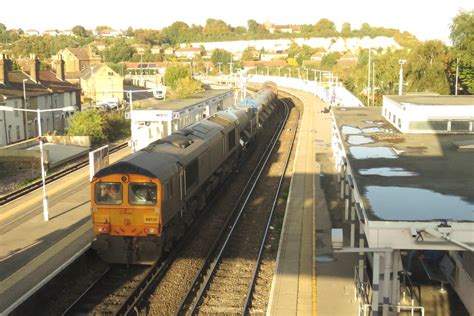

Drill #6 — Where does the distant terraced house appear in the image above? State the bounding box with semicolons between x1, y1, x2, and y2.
0;54;80;146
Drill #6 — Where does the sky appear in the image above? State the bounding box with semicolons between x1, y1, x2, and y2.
1;0;472;44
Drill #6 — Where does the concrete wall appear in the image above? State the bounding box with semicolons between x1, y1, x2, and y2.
44;135;90;148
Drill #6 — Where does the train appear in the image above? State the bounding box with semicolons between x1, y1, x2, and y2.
90;83;278;264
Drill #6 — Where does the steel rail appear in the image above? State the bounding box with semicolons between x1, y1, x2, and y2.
179;99;290;315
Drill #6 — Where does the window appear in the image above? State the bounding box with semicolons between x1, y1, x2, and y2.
450;121;470;132
129;182;157;205
95;182;123;205
186;159;198;190
398;118;401;128
14;101;19;117
164;180;173;200
228;128;236;151
16;125;20;140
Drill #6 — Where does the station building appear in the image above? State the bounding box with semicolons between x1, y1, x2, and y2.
331;95;474;315
382;95;474;134
131;89;234;151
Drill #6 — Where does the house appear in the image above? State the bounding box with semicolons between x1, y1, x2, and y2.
151;45;162;55
95;29;121;37
60;30;74;36
90;41;107;52
242;60;288;73
24;29;40;36
80;64;123;103
338;51;358;67
0;54;79;146
260;52;288;61
175;47;202;59
43;29;59;36
163;47;175;56
53;47;101;84
131;44;148;54
267;24;300;34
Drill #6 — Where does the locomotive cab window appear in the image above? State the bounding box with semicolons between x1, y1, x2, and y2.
129;183;157;205
95;182;123;205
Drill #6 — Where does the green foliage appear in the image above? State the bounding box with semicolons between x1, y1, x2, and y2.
203;19;231;36
133;28;161;45
211;49;232;68
102;111;131;142
341;22;351;36
314;18;338;37
160;21;191;45
101;39;134;63
72;25;87;37
406;40;450;94
288;44;314;65
164;65;191;88
67;109;107;146
241;47;258;61
8;35;92;59
173;77;204;98
321;52;340;70
450;9;474;94
67;109;130;146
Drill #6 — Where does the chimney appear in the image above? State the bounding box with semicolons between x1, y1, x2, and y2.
0;53;10;85
54;55;65;81
30;54;40;83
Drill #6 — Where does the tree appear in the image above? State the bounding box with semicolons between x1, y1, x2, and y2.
314;18;338;37
211;49;232;69
320;52;339;70
164;65;191;88
406;40;450;94
450;9;474;94
0;23;6;34
67;110;107;146
173;77;204;98
203;19;231;36
160;21;191;45
241;47;257;61
341;22;351;37
101;40;134;63
247;20;259;33
72;25;87;37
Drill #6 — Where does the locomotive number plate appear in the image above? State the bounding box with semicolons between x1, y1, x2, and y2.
144;216;159;224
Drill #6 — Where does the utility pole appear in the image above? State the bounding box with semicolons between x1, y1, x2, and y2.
398;59;406;96
372;62;376;107
367;48;371;106
455;58;459;96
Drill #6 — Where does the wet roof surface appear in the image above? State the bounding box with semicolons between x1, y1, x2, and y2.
333;107;474;222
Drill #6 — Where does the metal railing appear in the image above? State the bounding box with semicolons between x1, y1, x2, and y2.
354;265;425;316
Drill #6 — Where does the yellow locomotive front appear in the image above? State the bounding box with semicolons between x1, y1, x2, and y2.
91;173;163;264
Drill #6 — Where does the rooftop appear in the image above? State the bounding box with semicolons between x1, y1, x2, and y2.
386;95;474;106
333;107;474;222
136;89;231;112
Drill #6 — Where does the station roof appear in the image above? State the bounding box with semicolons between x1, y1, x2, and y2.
385;95;474;106
136;89;231;112
333;107;474;222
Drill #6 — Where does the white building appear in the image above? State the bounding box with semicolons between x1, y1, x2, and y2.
383;95;474;134
131;90;233;151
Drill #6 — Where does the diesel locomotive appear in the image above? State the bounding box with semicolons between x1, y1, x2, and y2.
90;84;278;264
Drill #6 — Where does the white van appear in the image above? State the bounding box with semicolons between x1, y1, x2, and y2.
153;86;166;100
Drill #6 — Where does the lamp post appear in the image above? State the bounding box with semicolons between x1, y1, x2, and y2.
0;105;77;221
398;59;406;96
22;79;28;137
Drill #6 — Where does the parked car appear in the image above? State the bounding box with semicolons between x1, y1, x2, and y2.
97;98;119;110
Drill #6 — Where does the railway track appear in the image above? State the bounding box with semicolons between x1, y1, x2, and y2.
178;98;298;315
0;142;128;206
59;98;291;316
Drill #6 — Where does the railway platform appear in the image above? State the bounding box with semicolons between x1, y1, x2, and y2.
0;146;131;314
268;89;358;315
